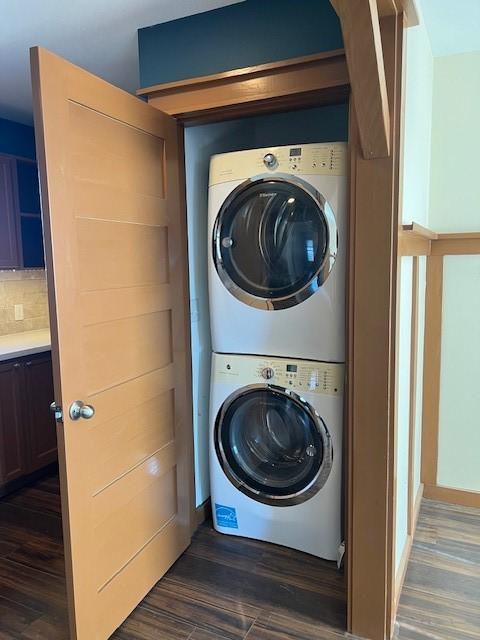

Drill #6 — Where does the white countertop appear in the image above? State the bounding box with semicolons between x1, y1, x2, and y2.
0;328;51;362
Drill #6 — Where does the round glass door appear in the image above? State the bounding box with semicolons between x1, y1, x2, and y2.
215;385;332;506
213;176;337;310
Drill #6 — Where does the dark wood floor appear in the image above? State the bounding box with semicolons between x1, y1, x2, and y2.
395;499;480;640
0;473;346;639
2;473;479;640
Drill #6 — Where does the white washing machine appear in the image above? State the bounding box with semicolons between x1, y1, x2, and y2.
209;352;344;560
208;142;348;363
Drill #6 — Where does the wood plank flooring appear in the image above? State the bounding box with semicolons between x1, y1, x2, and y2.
395;499;480;640
2;473;479;640
0;472;346;639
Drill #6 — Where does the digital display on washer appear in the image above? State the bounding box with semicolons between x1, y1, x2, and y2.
289;148;302;157
286;364;298;372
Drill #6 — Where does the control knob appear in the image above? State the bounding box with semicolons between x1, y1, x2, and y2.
263;153;277;169
261;367;275;380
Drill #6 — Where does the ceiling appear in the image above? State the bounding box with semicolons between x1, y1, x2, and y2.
0;0;242;125
418;0;480;57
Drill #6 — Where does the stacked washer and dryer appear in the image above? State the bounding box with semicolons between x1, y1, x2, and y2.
207;142;347;561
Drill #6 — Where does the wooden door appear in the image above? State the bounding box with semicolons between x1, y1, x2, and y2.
23;353;57;472
31;47;194;640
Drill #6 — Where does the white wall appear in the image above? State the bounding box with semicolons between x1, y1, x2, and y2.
427;51;480;493
429;52;480;231
437;255;480;491
395;17;433;574
185;119;253;507
185;106;349;507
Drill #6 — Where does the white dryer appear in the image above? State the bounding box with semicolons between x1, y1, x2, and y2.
208;142;347;363
209;352;344;560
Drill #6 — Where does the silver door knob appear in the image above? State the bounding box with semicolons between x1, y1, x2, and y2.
69;400;95;421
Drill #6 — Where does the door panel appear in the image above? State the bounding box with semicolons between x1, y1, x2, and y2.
77;220;169;291
31;47;194;640
0;361;27;485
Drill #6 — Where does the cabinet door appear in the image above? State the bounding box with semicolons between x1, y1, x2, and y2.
0;360;27;486
0;156;22;268
16;158;45;268
23;353;57;473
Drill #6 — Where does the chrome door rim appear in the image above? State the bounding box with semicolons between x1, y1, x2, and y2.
212;174;338;310
214;383;333;507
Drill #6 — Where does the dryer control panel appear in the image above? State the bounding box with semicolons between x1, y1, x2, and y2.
213;353;344;396
209;142;347;186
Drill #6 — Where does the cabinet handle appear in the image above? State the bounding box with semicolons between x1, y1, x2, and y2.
13;362;21;368
26;361;32;366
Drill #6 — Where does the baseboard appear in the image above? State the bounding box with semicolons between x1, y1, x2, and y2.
0;461;59;498
394;482;424;612
412;482;424;532
195;498;212;528
423;484;480;508
394;533;413;611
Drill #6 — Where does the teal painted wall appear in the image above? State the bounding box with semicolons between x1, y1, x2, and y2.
138;0;342;88
0;117;36;160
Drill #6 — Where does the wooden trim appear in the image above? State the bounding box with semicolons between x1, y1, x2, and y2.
140;50;349;124
398;233;431;256
436;232;480;240
420;255;443;487
333;0;390;158
394;534;412;609
413;481;424;530
348;13;403;640
402;222;437;240
394;482;423;609
398;223;437;256
377;0;419;27
431;234;480;256
137;50;345;96
424;484;480;509
407;257;419;535
195;498;212;528
399;230;480;256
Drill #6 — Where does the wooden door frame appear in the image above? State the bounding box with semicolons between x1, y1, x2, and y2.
139;14;404;640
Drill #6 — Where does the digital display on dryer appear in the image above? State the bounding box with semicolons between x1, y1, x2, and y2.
289;148;302;157
286;364;298;373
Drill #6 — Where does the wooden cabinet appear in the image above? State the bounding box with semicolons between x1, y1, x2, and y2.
0;360;27;483
0;154;45;269
23;353;57;472
0;351;57;494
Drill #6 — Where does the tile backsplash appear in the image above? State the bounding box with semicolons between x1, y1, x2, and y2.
0;270;49;336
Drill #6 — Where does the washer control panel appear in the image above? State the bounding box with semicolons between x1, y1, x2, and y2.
209;142;347;186
214;353;344;396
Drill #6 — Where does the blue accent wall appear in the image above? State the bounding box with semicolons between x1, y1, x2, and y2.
138;0;343;88
0;117;36;160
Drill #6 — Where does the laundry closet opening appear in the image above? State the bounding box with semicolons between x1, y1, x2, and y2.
183;103;349;629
